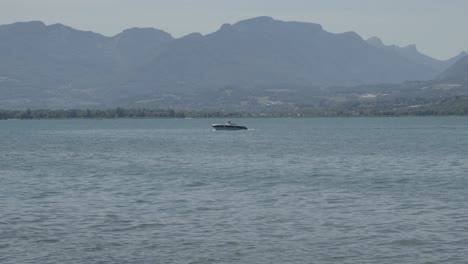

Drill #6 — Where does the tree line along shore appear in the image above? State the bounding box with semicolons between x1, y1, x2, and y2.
2;97;468;120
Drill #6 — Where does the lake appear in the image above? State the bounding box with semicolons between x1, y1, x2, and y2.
1;117;468;263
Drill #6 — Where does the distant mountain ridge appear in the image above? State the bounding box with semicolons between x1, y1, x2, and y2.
115;16;444;100
366;36;466;72
0;17;466;109
0;21;174;108
438;55;468;82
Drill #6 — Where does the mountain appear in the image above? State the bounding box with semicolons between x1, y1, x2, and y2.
0;17;464;109
123;17;437;95
0;21;111;82
0;21;173;108
110;27;174;68
438;55;468;82
366;36;466;72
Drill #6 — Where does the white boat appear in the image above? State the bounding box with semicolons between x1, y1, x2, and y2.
212;121;247;130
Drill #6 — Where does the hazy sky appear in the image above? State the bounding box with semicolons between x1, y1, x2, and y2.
1;0;466;60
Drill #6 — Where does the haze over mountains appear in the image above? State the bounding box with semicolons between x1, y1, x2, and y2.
0;17;466;110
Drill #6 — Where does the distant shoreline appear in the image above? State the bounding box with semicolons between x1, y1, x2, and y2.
1;108;468;120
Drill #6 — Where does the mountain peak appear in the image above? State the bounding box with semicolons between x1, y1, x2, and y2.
231;16;277;30
115;27;173;39
438;54;468;82
366;36;385;47
236;16;275;25
367;37;418;52
0;21;46;31
214;23;235;34
14;21;46;27
47;23;81;33
403;44;418;51
230;16;323;34
179;32;203;40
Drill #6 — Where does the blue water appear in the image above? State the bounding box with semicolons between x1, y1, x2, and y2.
1;117;468;264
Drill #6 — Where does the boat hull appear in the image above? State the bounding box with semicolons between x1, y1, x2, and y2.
212;124;247;130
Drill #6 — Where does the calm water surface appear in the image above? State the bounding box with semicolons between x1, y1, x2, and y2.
1;117;468;264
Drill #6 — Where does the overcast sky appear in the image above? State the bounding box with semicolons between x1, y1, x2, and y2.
1;0;466;60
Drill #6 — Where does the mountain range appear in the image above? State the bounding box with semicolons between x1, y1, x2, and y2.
0;17;466;110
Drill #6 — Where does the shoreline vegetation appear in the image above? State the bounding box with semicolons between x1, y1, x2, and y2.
2;95;468;120
2;103;468;120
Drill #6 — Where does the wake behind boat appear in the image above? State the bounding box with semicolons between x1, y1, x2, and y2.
212;121;247;130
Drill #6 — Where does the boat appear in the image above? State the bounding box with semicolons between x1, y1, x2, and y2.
212;121;247;130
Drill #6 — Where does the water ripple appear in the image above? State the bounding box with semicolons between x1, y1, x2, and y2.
1;118;468;263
